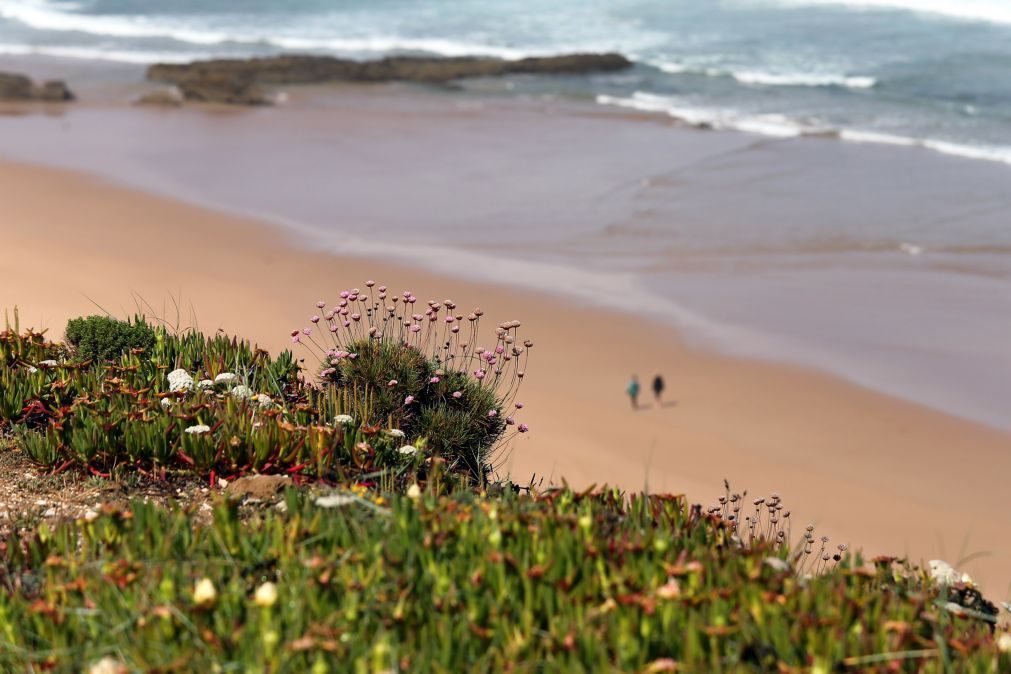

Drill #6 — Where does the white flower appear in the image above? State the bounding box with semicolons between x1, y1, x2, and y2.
764;557;791;573
185;424;210;435
960;572;975;587
998;633;1011;653
316;493;356;508
83;509;99;522
387;429;405;438
197;379;215;390
928;560;959;586
254;394;273;409
253;581;278;608
159;398;173;410
230;385;253;400
214;372;238;386
193;578;217;607
167;368;194;392
26;365;38;374
333;414;354;426
88;656;127;674
37;360;58;368
407;483;422;500
398;445;418;456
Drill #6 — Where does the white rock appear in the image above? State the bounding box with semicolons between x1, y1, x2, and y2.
316;493;356;508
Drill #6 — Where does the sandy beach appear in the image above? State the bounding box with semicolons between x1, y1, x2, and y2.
2;155;1010;599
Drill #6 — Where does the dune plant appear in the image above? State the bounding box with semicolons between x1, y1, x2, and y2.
0;489;1006;673
294;282;532;479
65;314;156;362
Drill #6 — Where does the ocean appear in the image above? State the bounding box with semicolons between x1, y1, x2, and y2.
1;0;1010;432
3;0;1011;165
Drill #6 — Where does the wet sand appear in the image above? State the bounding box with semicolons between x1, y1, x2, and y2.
2;158;1011;600
1;76;1009;433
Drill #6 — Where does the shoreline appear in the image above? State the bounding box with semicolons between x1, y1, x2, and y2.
1;82;1009;433
2;157;1011;598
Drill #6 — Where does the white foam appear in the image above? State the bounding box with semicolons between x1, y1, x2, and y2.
761;0;1011;25
596;92;815;138
732;70;876;89
0;0;597;61
648;59;877;90
598;92;1011;167
0;43;211;64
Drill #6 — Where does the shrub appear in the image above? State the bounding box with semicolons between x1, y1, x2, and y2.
0;490;1005;673
65;315;156;361
294;282;533;479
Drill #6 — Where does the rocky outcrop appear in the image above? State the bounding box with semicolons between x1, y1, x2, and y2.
133;86;185;107
171;71;271;106
147;53;632;104
0;72;75;102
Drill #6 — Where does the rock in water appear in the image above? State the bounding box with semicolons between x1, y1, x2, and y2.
0;72;76;102
133;86;185;107
174;71;271;106
0;72;35;100
37;80;75;102
147;53;633;97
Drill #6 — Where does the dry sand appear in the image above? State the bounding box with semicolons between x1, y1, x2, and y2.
2;159;1010;599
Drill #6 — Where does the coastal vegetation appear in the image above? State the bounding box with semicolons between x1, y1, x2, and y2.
0;297;1008;672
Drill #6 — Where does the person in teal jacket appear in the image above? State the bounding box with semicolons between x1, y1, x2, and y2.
626;374;640;409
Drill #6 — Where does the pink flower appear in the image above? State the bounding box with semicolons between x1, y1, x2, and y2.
351;313;361;321
291;335;300;344
410;325;421;333
488;410;498;418
366;280;375;287
311;315;320;324
303;327;312;336
387;379;398;387
474;370;486;380
496;346;505;354
445;316;454;323
316;301;326;309
404;395;415;405
340;291;350;299
378;285;387;292
290;329;299;337
515;402;524;409
452;391;462;399
518;424;529;433
506;416;515;425
451;326;460;333
430;376;440;384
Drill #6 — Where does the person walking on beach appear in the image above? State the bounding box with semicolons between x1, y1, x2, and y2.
627;375;640;409
652;374;665;404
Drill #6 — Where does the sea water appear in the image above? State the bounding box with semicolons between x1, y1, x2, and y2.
1;0;1010;430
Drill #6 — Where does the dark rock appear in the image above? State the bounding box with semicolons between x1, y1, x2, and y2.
36;80;75;102
147;53;633;96
0;72;35;101
174;71;271;106
0;72;75;102
133;86;185;107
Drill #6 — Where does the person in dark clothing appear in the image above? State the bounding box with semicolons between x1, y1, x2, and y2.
652;374;665;404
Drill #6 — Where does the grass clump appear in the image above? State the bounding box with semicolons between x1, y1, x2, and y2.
295;282;531;479
1;489;1007;673
65;314;156;362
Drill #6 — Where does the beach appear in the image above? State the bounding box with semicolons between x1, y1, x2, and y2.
2;136;1010;601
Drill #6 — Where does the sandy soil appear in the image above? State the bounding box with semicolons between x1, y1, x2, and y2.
2;159;1010;599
